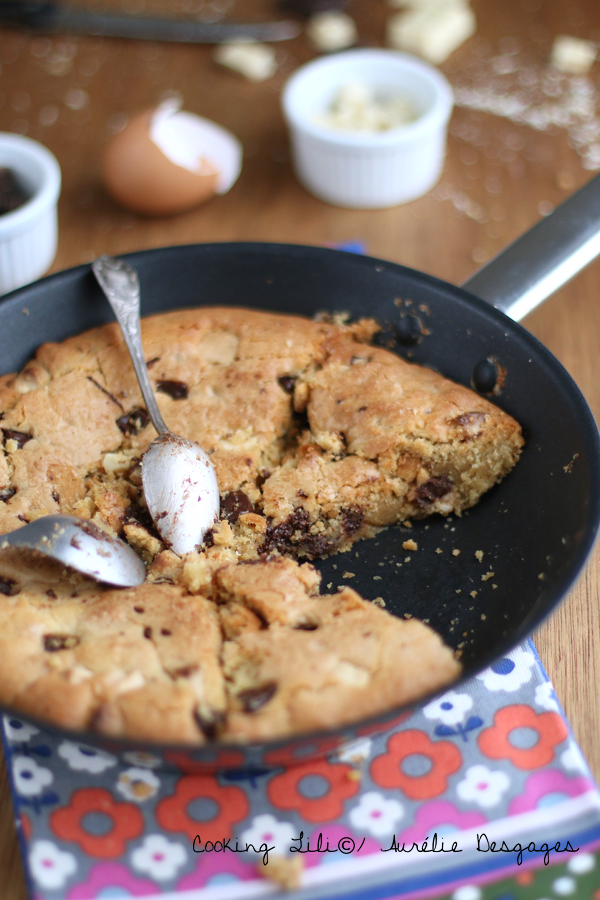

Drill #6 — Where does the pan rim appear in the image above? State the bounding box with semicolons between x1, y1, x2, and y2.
0;239;599;758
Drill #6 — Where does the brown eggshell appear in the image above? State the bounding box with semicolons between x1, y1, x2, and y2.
101;110;220;217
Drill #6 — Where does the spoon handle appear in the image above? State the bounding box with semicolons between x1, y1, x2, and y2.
92;255;168;436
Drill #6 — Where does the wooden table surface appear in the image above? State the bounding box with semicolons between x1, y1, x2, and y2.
1;0;600;895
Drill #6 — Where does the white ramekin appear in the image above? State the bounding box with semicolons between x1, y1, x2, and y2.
0;133;61;295
281;49;453;209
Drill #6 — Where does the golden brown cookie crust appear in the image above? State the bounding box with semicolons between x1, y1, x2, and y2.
0;307;523;742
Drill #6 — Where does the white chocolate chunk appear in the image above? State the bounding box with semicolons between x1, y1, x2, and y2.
214;41;277;82
306;11;358;53
315;82;416;132
550;36;596;75
386;4;476;64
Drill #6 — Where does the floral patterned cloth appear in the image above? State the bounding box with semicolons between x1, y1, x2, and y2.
4;639;600;900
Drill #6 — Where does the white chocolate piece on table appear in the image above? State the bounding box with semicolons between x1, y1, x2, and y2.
306;11;358;52
550;35;596;75
214;41;277;82
386;4;476;64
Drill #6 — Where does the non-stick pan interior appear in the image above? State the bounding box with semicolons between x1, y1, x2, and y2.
1;242;598;685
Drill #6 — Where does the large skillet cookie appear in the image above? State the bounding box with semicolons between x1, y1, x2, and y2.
0;176;599;768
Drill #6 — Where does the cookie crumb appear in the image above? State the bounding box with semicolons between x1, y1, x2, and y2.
402;539;418;551
261;855;303;891
342;571;356;578
452;549;461;556
435;547;442;554
470;590;478;598
481;571;495;581
480;613;486;620
372;597;386;607
455;589;462;594
475;550;484;562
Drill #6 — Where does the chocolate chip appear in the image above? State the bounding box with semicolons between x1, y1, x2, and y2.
300;533;333;558
156;380;188;400
472;359;498;394
295;622;319;631
116;408;150;436
51;491;60;503
46;589;57;599
133;606;145;613
0;577;16;596
342;506;364;536
415;476;453;507
453;412;486;427
278;375;296;394
238;683;277;713
358;406;367;412
0;487;16;502
396;314;422;346
2;429;31;449
194;708;226;740
143;627;152;639
221;491;255;523
171;664;199;678
161;628;172;636
44;634;80;652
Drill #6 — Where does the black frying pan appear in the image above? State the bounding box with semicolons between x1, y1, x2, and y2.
0;179;599;767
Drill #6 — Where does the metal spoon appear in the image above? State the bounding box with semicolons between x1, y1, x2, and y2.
92;255;220;555
0;515;146;587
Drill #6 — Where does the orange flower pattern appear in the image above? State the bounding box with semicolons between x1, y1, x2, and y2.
478;704;569;770
370;729;462;800
267;757;360;822
50;788;143;858
156;775;248;842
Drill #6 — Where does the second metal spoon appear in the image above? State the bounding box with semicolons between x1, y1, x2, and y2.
92;255;219;556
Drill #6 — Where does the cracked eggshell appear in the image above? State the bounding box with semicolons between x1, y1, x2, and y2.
101;100;243;216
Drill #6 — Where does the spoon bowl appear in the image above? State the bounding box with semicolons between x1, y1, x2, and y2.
0;515;146;587
92;255;220;555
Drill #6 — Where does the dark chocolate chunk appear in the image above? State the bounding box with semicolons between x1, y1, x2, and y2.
161;628;172;636
43;634;80;652
156;380;188;400
295;622;319;631
0;168;29;215
300;532;333;558
46;589;57;599
143;626;152;639
221;491;255;523
238;682;277;713
194;708;226;740
278;375;296;394
171;664;199;678
0;487;16;502
261;507;311;556
0;577;16;596
117;408;150;436
342;506;364;536
2;429;31;449
415;475;453;507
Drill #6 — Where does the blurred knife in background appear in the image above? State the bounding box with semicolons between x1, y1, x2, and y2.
0;0;302;42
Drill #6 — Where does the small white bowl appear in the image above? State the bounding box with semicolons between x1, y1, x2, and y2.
281;49;453;209
0;133;61;295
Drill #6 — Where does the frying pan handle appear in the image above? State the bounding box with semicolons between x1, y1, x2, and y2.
461;172;600;322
